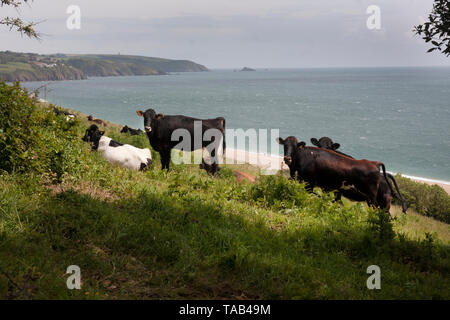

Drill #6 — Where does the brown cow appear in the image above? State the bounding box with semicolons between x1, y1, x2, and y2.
277;136;392;211
310;136;407;213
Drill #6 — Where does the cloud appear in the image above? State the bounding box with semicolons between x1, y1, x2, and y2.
0;0;449;68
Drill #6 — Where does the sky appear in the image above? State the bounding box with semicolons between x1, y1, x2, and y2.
1;0;449;68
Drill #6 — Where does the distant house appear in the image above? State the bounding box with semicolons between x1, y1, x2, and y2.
33;61;57;68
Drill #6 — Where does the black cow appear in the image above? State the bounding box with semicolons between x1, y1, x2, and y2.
310;136;407;213
120;125;143;135
310;137;352;158
137;108;226;173
277;136;393;211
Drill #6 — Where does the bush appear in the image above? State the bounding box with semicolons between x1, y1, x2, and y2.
249;175;311;209
0;81;80;180
0;82;39;172
393;175;450;223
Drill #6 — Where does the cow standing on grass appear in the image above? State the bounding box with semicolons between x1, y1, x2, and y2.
82;124;152;171
310;136;407;213
277;136;394;212
136;108;226;174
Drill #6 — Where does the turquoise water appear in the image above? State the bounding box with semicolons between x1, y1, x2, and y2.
23;68;450;181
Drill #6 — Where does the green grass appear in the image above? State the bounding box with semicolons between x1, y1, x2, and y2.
0;62;33;72
392;175;450;223
0;99;449;299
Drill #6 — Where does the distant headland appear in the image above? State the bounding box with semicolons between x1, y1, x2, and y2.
240;67;256;71
0;51;209;82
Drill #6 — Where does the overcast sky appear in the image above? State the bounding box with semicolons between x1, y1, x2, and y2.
1;0;449;68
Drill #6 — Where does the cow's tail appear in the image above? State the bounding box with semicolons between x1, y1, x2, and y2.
220;117;226;155
387;173;408;213
377;162;392;195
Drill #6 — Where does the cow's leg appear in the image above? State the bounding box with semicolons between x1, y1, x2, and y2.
164;149;171;171
203;137;221;175
210;145;220;175
289;166;296;179
160;149;171;171
334;192;344;206
367;184;381;211
304;181;314;192
377;190;392;216
159;151;166;170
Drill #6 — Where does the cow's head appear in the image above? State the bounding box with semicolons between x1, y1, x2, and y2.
87;115;93;121
82;124;104;150
139;158;153;171
120;125;129;133
310;137;340;151
136;109;164;133
277;136;305;166
199;158;220;175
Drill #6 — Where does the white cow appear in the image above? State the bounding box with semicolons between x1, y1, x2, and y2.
83;125;152;170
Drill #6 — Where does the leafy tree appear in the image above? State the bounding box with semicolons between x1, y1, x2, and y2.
0;0;39;38
414;0;450;56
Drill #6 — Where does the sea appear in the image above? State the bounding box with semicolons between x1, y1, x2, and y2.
22;67;450;182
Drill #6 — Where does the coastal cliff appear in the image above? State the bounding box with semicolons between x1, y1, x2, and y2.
0;51;208;82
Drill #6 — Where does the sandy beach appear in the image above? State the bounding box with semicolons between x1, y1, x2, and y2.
222;148;450;195
405;176;450;195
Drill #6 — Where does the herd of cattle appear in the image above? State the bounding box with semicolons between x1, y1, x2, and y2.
58;107;407;213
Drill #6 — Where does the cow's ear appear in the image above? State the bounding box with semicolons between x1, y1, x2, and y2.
156;113;164;120
136;110;144;117
331;143;340;150
276;137;285;145
298;141;306;149
311;138;319;146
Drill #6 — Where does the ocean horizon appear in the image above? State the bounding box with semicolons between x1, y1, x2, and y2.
22;67;450;182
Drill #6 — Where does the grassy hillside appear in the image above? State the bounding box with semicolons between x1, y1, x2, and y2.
0;83;449;299
0;51;208;82
0;52;85;82
74;54;209;73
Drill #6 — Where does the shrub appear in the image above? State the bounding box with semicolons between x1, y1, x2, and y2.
0;81;81;180
0;82;40;172
393;175;450;223
367;208;395;241
247;174;339;212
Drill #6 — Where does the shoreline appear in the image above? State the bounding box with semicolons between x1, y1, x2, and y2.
62;105;450;195
222;148;450;195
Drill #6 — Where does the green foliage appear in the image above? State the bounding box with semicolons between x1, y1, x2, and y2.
0;100;449;299
0;1;39;39
0;81;39;172
367;208;395;241
249;175;312;209
0;82;82;180
393;175;450;223
414;0;450;56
